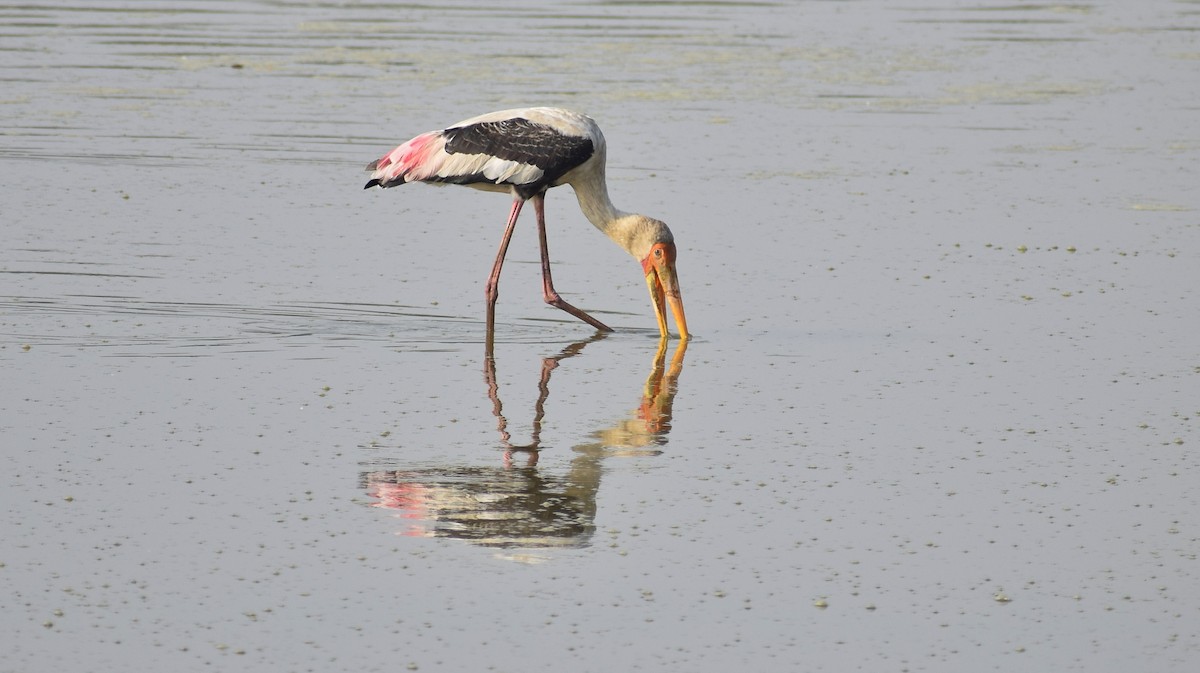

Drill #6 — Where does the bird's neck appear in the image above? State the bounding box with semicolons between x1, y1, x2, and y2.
568;154;638;252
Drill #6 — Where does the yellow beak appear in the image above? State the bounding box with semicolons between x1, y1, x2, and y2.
643;243;689;340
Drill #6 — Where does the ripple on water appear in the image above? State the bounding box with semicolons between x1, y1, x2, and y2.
0;294;615;356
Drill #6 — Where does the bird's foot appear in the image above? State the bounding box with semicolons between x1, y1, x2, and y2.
545;292;612;332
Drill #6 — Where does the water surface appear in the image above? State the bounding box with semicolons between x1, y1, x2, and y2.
3;1;1199;671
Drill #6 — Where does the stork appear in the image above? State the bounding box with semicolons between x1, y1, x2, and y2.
364;107;688;340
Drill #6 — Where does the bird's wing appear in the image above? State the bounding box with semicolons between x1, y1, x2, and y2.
365;112;594;194
440;117;594;192
444;119;592;172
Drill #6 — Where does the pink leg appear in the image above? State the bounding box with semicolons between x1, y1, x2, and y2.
532;194;613;332
485;198;524;335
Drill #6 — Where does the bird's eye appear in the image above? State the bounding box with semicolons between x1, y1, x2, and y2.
654;248;663;258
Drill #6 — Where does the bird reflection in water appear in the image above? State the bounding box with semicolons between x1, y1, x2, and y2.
361;337;687;550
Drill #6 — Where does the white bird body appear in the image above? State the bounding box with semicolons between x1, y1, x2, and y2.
365;107;688;340
369;108;603;193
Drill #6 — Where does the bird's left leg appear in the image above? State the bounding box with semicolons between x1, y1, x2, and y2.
485;198;524;336
532;194;613;332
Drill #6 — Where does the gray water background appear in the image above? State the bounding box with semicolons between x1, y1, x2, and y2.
2;1;1199;671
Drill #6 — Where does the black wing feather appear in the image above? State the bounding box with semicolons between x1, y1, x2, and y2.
443;118;593;189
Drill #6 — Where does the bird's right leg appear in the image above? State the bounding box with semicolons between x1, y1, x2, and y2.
532;194;613;332
485;198;524;336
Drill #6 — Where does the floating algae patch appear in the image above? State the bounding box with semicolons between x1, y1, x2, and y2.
939;78;1108;105
1130;202;1192;212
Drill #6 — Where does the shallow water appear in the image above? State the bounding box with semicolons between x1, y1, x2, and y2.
3;1;1199;671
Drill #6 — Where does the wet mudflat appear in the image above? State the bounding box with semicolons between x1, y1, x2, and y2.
3;1;1199;671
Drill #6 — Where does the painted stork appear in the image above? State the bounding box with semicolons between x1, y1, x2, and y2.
364;107;688;340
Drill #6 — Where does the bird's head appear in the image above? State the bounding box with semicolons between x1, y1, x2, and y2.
623;216;688;341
